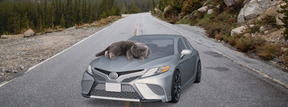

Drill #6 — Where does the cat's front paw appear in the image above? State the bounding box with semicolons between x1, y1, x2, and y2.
127;56;134;61
109;53;117;60
139;57;144;62
104;51;109;59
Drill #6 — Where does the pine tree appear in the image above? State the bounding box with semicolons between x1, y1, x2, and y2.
66;0;74;27
37;15;43;31
87;1;92;23
50;0;56;28
129;4;141;13
115;5;121;16
122;2;128;14
0;5;3;35
82;0;87;23
12;4;20;34
152;0;156;12
21;12;30;30
278;0;288;40
60;14;65;28
110;7;116;16
100;12;107;18
43;0;48;28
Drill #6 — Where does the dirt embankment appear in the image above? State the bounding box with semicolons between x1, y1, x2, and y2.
0;16;121;82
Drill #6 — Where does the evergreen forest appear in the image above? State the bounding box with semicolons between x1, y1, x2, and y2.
0;0;156;35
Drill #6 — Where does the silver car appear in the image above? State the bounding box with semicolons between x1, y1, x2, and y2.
81;34;201;103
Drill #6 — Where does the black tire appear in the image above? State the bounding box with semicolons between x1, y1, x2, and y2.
194;61;201;83
170;70;181;103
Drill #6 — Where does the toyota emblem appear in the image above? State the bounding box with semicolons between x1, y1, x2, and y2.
109;72;118;79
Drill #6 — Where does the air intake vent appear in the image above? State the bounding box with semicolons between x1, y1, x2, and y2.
122;76;140;82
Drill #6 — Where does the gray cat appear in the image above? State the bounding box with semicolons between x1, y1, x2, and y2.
96;40;151;61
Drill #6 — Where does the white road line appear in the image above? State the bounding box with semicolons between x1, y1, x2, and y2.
0;18;123;88
211;48;288;89
151;15;288;89
0;80;11;87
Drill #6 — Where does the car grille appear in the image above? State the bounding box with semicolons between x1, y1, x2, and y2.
91;83;141;99
94;67;143;76
94;73;106;81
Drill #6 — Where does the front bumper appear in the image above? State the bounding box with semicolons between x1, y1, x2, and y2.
81;69;173;102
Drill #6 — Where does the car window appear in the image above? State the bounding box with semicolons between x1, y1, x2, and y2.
178;39;185;54
131;38;174;56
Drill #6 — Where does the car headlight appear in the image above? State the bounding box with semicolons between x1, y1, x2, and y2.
87;65;93;75
142;65;170;78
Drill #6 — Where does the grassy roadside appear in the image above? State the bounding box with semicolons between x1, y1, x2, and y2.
192;11;288;70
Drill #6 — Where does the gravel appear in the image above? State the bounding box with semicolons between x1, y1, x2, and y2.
0;26;106;81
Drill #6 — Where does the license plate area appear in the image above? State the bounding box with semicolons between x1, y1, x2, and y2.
105;83;121;92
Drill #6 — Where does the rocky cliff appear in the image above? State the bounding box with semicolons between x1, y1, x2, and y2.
153;0;288;70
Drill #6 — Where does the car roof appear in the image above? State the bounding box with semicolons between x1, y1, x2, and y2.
129;34;183;39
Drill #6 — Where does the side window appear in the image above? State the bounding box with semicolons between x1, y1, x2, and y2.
178;39;185;54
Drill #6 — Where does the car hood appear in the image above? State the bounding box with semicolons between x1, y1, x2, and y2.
90;54;176;72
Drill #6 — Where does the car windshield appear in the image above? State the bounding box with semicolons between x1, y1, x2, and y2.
130;38;174;56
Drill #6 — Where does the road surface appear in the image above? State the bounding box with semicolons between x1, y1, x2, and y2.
0;13;288;107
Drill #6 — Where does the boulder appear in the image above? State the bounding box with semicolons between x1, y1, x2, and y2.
285;40;288;45
197;6;208;13
259;26;266;32
237;0;274;25
243;33;252;37
224;0;243;7
243;0;251;4
163;5;172;18
154;8;161;14
164;5;172;14
230;26;248;36
276;13;285;25
281;47;288;52
276;2;287;25
237;8;246;25
24;29;35;37
207;9;213;14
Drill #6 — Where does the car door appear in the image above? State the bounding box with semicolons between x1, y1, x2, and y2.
183;38;198;81
177;38;194;87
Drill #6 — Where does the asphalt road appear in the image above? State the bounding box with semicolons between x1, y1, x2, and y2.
0;13;288;107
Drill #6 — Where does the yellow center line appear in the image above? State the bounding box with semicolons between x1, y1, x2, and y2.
124;101;130;107
138;102;142;107
134;20;140;36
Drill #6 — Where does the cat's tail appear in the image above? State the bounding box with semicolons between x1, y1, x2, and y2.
95;47;108;57
95;50;105;57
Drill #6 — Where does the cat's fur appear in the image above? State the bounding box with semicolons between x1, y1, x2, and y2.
96;40;151;61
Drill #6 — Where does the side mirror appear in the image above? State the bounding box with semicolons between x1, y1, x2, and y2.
180;49;192;59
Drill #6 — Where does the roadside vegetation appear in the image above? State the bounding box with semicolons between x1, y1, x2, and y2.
152;0;288;70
